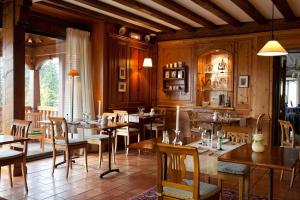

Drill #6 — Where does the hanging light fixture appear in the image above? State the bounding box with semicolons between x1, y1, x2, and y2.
257;3;288;56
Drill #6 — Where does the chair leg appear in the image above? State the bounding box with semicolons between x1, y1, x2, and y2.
84;146;88;173
280;169;284;181
244;175;249;200
0;166;1;180
112;140;116;164
66;149;70;179
21;158;28;193
115;135;118;155
156;130;159;138
138;133;140;155
218;179;222;200
290;168;295;188
41;136;45;152
126;136;129;155
52;149;56;175
8;165;13;188
98;142;102;169
238;176;244;200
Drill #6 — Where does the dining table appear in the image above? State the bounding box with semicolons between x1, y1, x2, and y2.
128;113;160;140
77;121;128;178
218;144;299;200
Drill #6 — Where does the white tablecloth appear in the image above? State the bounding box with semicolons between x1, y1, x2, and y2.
184;140;244;176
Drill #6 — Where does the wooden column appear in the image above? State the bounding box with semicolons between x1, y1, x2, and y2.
32;69;40;111
59;54;65;116
2;0;26;133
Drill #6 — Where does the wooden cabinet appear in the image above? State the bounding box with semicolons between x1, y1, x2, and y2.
197;50;233;108
162;65;188;93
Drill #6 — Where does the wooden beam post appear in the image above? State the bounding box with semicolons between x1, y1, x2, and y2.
2;0;26;133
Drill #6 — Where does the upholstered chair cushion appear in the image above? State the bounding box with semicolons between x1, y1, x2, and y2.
87;134;109;141
55;139;87;146
218;161;250;175
28;130;43;135
0;149;24;161
163;179;220;200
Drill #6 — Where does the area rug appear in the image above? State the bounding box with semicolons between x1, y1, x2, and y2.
128;186;272;200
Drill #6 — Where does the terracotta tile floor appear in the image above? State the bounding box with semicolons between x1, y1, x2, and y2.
0;151;299;200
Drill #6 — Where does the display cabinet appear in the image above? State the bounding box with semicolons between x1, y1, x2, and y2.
163;61;188;93
197;50;233;108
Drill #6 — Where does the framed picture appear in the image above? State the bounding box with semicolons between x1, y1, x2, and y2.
171;71;177;78
165;71;170;79
239;75;249;88
119;67;126;79
118;82;126;92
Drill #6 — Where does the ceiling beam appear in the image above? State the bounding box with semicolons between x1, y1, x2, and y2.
151;0;217;29
191;0;241;27
272;0;296;21
112;0;195;31
231;0;268;24
76;0;175;33
40;0;157;34
157;18;300;41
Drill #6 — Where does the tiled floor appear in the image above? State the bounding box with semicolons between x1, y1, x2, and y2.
0;150;299;200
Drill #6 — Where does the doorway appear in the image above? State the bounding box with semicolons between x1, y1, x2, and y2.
272;52;300;145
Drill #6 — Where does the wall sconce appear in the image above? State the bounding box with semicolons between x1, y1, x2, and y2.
143;58;152;68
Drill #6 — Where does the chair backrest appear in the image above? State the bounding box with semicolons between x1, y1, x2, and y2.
38;106;58;120
25;111;43;129
102;112;117;122
24;106;32;113
221;125;253;143
10;119;31;154
278;120;295;148
156;143;200;200
154;108;166;124
48;117;69;145
113;110;129;123
255;113;265;134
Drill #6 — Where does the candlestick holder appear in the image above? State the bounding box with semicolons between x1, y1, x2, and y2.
97;115;102;123
172;130;182;145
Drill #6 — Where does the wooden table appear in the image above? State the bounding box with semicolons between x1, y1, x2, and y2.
129;114;160;140
218;144;299;200
78;122;128;178
198;118;240;135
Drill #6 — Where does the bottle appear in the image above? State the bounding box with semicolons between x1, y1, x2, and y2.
217;131;222;150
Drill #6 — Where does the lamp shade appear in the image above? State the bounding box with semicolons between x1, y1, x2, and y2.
143;58;152;68
257;40;288;56
68;68;80;77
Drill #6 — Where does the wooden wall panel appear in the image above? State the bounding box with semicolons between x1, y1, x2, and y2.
157;44;194;107
107;34;153;111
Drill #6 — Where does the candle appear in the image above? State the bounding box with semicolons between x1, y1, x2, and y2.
176;106;180;131
98;100;101;116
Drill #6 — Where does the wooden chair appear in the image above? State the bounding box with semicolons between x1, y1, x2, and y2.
187;110;201;134
25;112;45;152
0;119;31;192
217;125;252;200
114;110;140;155
255;113;265;134
278;119;298;188
156;143;221;200
49;117;88;178
87;113;117;168
144;108;166;138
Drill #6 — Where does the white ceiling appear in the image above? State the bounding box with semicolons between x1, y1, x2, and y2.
56;0;299;32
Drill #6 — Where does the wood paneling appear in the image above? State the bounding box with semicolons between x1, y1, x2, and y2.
107;34;154;111
157;29;300;145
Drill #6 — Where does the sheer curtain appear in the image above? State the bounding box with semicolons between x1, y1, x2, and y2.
64;28;94;121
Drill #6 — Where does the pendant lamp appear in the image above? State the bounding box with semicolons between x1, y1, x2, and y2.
257;3;288;56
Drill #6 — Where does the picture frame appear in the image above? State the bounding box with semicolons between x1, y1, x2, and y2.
165;71;170;79
118;82;126;92
119;67;126;80
239;75;249;88
171;71;177;78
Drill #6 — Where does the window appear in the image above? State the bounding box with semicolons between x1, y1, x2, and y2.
25;66;31;106
40;58;59;107
286;80;297;107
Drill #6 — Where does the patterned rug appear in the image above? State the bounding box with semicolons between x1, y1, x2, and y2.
129;186;271;200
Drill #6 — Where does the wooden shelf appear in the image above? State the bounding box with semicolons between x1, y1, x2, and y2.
163;67;185;70
201;88;232;92
163;65;188;93
163;78;185;80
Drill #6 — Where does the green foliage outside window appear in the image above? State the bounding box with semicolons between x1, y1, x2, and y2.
40;58;59;107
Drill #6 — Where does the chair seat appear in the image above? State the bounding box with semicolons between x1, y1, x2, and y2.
117;127;140;133
55;139;87;146
86;134;110;141
0;149;24;160
28;130;43;135
191;127;201;133
144;123;164;130
218;161;250;175
163;179;220;199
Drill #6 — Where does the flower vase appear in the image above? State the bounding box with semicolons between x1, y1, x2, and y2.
252;134;264;153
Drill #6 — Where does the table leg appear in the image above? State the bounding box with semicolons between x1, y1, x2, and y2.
268;168;273;200
100;129;119;178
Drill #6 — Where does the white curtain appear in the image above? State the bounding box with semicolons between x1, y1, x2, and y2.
64;28;94;121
